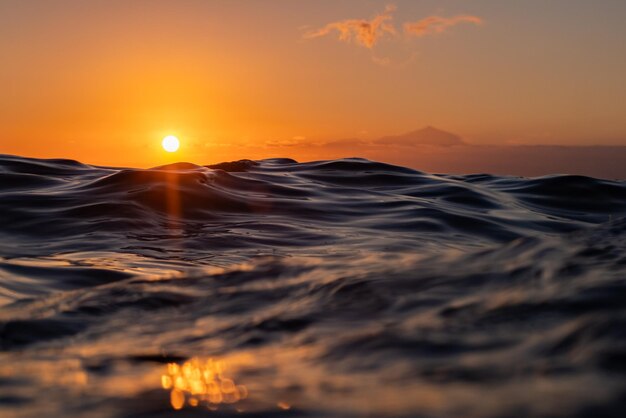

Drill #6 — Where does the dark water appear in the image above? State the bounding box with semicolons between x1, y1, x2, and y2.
1;154;626;418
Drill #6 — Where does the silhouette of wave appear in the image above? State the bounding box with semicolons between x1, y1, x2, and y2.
1;154;625;417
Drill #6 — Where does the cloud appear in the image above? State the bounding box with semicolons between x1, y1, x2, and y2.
304;5;397;49
303;7;483;59
404;15;483;37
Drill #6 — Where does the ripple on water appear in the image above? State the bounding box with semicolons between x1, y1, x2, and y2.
0;154;625;417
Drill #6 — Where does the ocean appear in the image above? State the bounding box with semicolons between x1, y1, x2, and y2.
1;154;625;417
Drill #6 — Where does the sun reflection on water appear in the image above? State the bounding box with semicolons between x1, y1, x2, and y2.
161;357;248;410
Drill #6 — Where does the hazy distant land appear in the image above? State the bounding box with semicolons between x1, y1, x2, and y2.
259;127;626;179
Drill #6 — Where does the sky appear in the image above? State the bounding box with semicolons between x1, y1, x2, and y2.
1;0;625;169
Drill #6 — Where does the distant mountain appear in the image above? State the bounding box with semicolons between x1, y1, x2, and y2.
375;126;466;146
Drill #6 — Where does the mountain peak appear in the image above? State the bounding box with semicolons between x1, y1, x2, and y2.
375;126;466;147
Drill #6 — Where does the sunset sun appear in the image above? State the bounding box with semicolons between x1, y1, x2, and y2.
162;135;180;153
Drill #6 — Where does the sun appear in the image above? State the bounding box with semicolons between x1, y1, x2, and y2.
162;135;180;152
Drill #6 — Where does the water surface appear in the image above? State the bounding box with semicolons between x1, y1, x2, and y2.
1;154;625;417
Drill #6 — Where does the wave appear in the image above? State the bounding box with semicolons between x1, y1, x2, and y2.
0;154;625;417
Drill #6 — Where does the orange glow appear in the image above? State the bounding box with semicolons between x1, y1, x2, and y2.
1;3;625;171
161;358;248;410
277;401;292;410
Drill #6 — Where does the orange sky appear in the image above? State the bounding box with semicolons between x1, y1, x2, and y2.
1;1;625;168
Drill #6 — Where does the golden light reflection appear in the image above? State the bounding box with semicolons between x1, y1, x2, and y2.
277;401;291;410
161;358;248;410
165;169;181;230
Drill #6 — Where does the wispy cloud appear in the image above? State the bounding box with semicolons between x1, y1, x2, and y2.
303;5;397;49
404;15;483;37
304;7;483;51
